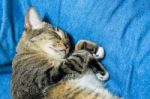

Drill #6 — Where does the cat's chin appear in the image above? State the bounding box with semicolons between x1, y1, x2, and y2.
46;52;66;59
53;49;68;59
56;52;67;59
47;51;66;59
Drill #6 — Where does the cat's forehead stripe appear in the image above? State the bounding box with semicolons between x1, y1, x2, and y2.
49;31;61;40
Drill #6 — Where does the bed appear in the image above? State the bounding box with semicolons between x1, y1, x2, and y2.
0;0;150;99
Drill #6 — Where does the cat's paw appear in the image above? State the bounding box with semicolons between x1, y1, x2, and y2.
62;50;92;74
93;47;104;59
96;71;109;81
72;50;92;65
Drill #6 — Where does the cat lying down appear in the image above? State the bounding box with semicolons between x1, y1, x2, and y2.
11;7;120;99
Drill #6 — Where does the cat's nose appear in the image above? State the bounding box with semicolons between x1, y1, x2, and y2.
64;41;70;48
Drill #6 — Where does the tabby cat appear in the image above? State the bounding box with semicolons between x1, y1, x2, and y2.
11;7;119;99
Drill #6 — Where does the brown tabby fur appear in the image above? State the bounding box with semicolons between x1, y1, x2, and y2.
11;7;120;99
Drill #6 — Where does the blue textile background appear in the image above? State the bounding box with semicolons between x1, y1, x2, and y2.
0;0;150;99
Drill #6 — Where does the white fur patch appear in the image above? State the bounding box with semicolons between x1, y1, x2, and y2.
75;70;104;91
74;70;120;99
93;47;104;59
96;71;109;81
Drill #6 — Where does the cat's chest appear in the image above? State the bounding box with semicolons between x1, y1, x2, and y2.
74;70;103;91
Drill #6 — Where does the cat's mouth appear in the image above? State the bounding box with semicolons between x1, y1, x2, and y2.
49;46;66;54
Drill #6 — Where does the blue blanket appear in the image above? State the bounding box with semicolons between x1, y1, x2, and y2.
0;0;150;99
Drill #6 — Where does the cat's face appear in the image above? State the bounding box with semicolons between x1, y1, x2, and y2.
21;8;70;58
31;25;70;58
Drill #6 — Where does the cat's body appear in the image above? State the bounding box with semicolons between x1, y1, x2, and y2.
45;70;116;99
12;50;116;99
11;8;119;99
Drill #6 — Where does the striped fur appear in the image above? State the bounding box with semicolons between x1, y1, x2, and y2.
11;7;120;99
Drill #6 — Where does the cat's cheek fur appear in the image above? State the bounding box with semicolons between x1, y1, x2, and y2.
42;45;66;59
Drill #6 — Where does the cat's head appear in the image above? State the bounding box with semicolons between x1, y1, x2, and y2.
17;7;70;59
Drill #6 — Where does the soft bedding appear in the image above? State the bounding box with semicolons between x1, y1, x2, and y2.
0;0;150;99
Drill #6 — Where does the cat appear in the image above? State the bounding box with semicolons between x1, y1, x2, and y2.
11;7;120;99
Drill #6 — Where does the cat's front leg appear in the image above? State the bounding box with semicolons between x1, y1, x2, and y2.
60;50;93;74
75;40;104;59
75;40;109;81
43;50;92;85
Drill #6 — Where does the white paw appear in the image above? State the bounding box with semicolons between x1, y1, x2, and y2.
93;47;104;59
96;71;109;81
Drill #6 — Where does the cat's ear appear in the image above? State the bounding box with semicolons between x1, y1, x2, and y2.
25;7;43;30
